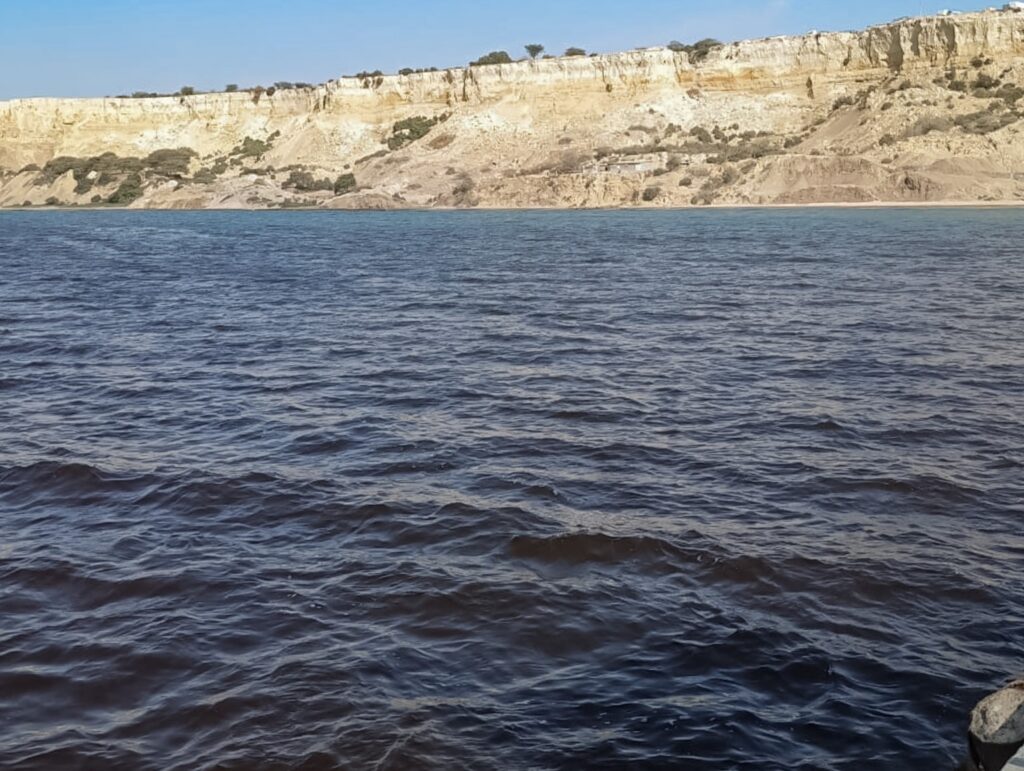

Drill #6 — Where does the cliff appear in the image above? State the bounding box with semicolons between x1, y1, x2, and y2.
3;8;1024;209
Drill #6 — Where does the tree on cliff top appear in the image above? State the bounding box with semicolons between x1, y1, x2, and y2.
564;47;587;57
471;51;513;66
525;44;544;59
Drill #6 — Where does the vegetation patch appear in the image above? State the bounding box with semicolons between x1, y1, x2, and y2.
230;132;280;161
143;148;197;178
387;114;448;150
108;173;144;205
285;170;334;192
470;51;512;66
954;109;1020;134
668;39;724;65
333;173;357;195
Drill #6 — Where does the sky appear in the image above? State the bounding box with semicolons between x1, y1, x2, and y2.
0;0;974;99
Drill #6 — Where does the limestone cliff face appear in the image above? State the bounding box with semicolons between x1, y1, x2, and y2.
4;9;1024;208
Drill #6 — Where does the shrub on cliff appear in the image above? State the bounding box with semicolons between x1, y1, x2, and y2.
525;44;545;59
471;51;513;66
108;173;144;205
387;115;445;150
973;74;1000;91
996;83;1024;104
145;148;197;178
641;186;661;202
226;84;239;92
232;136;273;160
191;168;217;184
178;86;196;96
285;171;332;192
333;173;356;195
689;126;714;144
670;39;723;64
564;47;587;57
954;109;1019;134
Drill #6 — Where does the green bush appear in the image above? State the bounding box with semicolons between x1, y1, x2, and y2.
285;170;333;192
974;74;1000;90
145;148;197;178
232;136;272;159
832;95;857;111
45;196;61;206
641;186;661;201
36;152;146;187
387;114;445;149
226;84;239;92
689;126;713;143
333;173;356;195
525;44;544;59
179;86;196;96
954;109;1019;134
471;51;513;66
564;47;587;57
108;173;144;204
670;39;723;64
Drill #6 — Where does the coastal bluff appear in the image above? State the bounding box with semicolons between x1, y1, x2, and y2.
4;8;1024;208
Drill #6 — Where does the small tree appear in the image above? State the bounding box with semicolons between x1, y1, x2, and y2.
179;86;195;96
225;84;239;92
668;41;687;52
525;44;544;59
471;51;513;66
565;47;587;57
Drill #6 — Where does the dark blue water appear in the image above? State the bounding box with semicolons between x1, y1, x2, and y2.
0;209;1021;770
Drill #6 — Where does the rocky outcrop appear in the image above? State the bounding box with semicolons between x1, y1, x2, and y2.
4;8;1024;208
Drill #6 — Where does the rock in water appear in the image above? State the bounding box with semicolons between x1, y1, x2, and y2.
968;682;1024;771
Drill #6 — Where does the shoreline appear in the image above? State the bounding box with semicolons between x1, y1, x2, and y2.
3;200;1024;213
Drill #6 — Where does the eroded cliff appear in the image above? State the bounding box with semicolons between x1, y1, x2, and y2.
3;8;1024;208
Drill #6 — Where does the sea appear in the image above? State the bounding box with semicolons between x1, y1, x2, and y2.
0;209;1021;770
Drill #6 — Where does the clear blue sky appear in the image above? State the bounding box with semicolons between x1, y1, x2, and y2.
0;0;970;99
